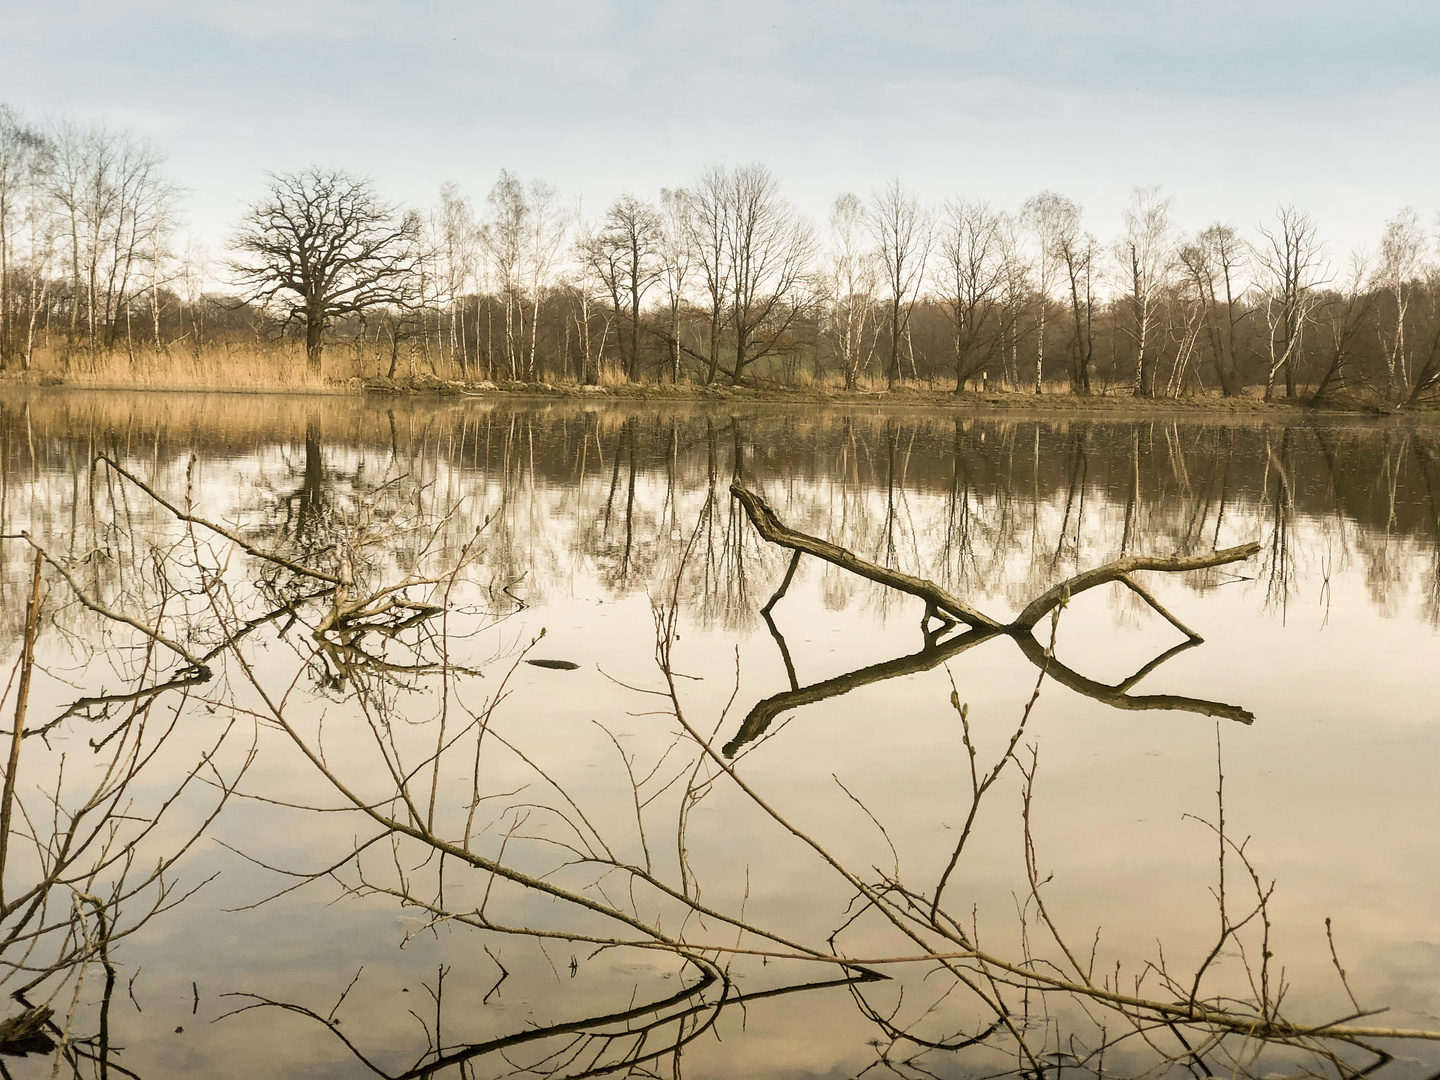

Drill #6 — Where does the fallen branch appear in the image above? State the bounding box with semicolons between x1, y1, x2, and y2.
729;483;1001;630
1012;546;1263;632
728;482;1260;746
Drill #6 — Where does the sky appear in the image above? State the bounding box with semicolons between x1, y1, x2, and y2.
2;0;1438;261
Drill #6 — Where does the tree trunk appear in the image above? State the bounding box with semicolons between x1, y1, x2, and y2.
887;299;900;390
1132;299;1155;399
306;309;325;375
704;310;720;386
529;295;541;381
1034;300;1045;394
669;307;681;384
627;253;642;381
629;296;640;382
0;199;9;370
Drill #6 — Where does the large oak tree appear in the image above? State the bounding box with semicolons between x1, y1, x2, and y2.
231;168;420;372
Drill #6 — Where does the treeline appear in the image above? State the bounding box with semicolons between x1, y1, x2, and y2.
3;103;1439;402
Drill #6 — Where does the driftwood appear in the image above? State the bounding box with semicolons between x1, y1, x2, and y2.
730;484;1001;631
728;483;1260;753
0;1006;54;1055
525;659;581;671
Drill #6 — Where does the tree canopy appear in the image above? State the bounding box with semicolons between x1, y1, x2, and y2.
230;168;420;370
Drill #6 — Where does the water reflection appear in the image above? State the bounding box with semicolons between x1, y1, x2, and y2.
0;392;1437;1079
6;394;1440;631
221;964;883;1079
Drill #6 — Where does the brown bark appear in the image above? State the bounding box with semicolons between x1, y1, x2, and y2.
728;483;1261;754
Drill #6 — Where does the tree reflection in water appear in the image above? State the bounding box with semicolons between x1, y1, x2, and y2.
0;396;1438;1078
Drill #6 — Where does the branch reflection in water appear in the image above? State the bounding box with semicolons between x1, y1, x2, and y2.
0;394;1436;1078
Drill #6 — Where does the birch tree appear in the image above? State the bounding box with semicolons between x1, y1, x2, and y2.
1019;191;1073;393
1115;187;1176;399
433;182;479;375
657;187;693;383
869;179;931;390
570;215;612;385
522;179;571;379
1374;207;1426;402
0;105;49;368
822;192;879;390
43;121;179;363
482;170;527;378
997;215;1030;388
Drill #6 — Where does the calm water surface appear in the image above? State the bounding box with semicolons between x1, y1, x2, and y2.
0;391;1437;1079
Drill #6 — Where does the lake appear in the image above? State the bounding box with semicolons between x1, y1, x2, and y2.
0;390;1437;1079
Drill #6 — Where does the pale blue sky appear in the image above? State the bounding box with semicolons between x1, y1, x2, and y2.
2;0;1437;254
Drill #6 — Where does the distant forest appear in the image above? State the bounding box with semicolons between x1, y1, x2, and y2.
2;103;1437;402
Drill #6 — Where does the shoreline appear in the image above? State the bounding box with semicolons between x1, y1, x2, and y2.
0;374;1425;418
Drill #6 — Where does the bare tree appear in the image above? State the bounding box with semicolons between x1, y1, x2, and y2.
656;187;693;383
522;179;570;379
936;198;1005;393
42;120;179;364
720;163;815;385
822;192;880;389
594;193;662;381
482;169;527;378
569;215;611;385
669;166;816;387
1407;262;1440;404
18;192;60;372
177;236;212;356
997;214;1030;388
1179;223;1249;396
1252;206;1327;400
684;166;731;385
0;106;48;369
136;180;181;357
1312;249;1377;403
230;168;420;374
1020;191;1074;393
1374;206;1427;402
869;179;931;390
1115;186;1176;398
1056;219;1098;395
431;182;479;375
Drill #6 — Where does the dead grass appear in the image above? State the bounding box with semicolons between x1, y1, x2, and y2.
12;343;354;392
0;343;1388;416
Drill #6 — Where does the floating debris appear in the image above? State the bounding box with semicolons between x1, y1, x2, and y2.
525;659;580;671
0;1007;54;1057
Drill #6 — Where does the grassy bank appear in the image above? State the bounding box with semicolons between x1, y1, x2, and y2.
0;342;1416;415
